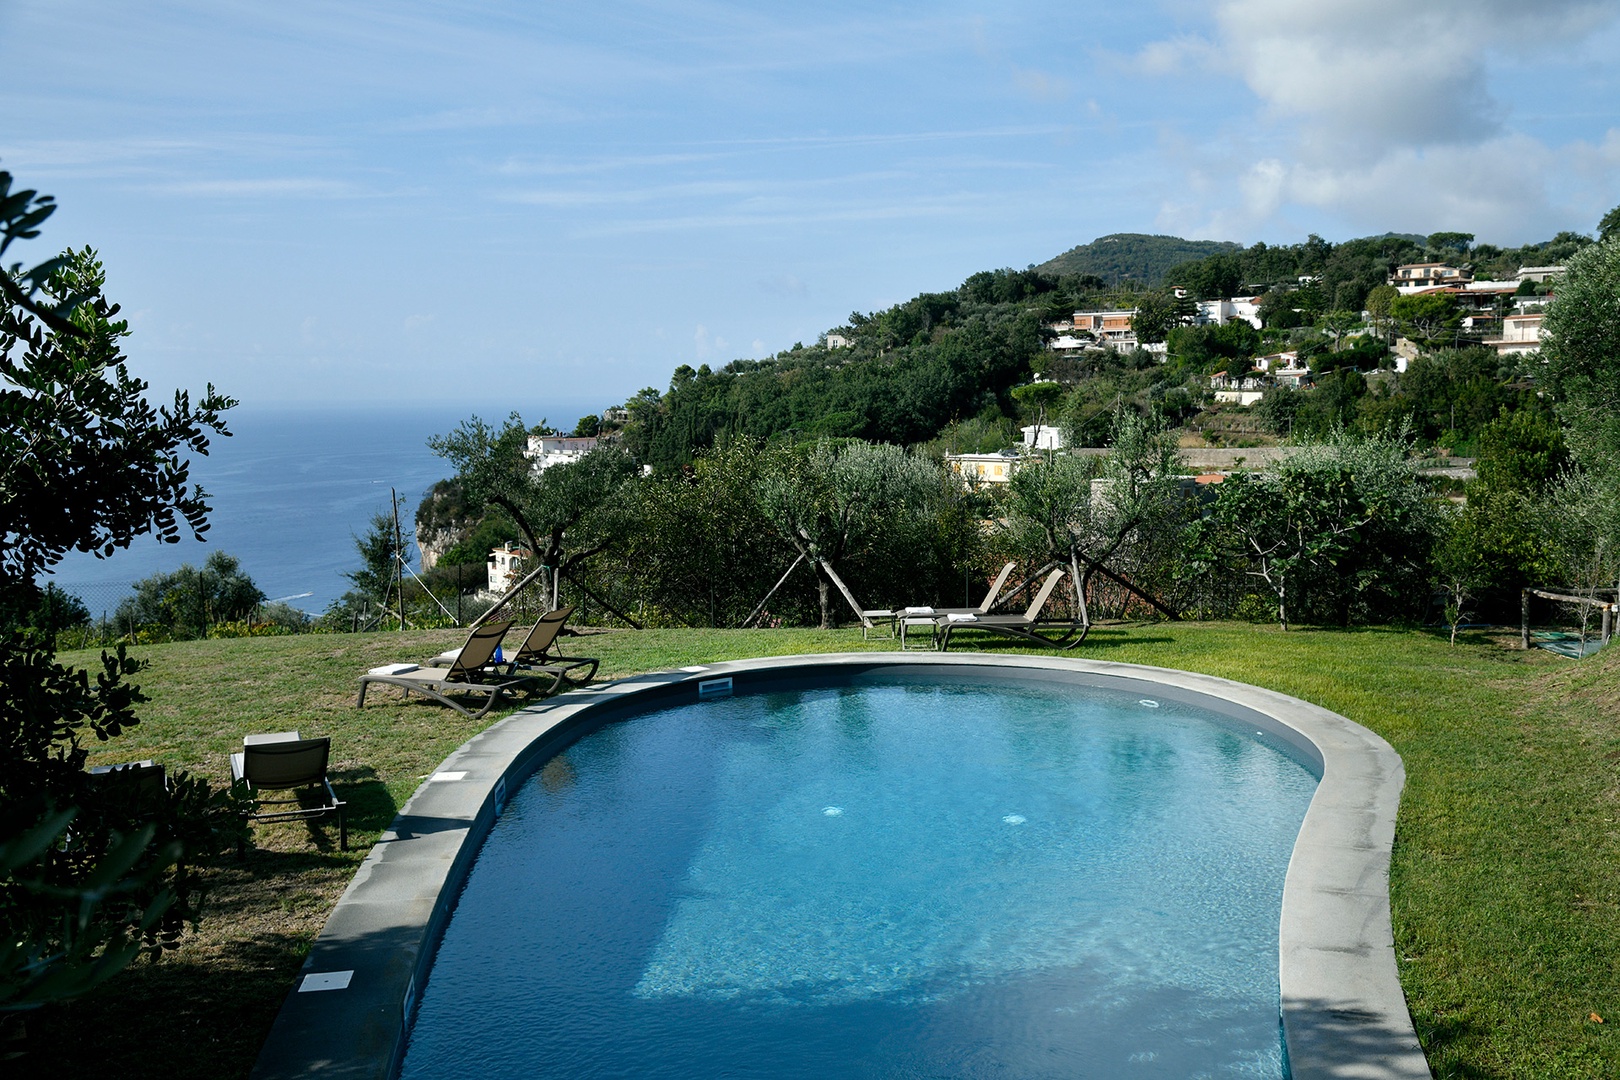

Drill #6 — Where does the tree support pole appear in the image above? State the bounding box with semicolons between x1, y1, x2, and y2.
1068;549;1092;630
742;553;806;629
1075;550;1181;621
470;563;552;630
816;557;871;627
560;568;643;630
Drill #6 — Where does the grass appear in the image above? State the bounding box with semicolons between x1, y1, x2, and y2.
19;622;1620;1078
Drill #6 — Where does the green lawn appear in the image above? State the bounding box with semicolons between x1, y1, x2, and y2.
23;623;1620;1078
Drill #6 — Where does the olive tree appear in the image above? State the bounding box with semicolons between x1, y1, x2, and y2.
430;415;640;613
1004;408;1189;620
754;440;944;628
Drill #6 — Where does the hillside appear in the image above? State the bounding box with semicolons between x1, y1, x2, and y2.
1035;233;1240;286
581;224;1599;471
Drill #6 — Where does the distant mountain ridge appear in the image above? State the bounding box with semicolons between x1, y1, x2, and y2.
1036;233;1241;286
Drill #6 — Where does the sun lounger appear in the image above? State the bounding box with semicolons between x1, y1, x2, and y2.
230;733;346;851
430;607;599;688
356;618;552;718
935;568;1089;651
899;562;1017;621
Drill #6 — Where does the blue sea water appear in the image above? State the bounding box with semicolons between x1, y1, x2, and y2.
45;405;530;616
400;679;1318;1080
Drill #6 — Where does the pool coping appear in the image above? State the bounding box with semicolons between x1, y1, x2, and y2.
248;652;1429;1080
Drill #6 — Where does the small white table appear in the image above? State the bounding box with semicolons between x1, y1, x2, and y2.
899;616;938;650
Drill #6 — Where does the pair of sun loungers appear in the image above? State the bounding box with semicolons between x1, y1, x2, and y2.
355;606;599;719
900;563;1089;651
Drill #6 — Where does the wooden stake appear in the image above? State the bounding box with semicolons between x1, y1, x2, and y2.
816;557;870;627
742;553;806;629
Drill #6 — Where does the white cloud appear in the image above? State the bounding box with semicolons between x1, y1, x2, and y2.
693;324;728;361
1137;0;1620;240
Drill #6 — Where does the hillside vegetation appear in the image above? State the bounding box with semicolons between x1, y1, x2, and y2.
1034;232;1240;285
606;227;1594;472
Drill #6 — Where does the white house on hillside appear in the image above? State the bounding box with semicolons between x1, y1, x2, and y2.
487;541;532;595
1194;297;1263;330
945;449;1022;485
525;435;598;472
1021;424;1065;451
1390;263;1472;288
1070;309;1138;347
1484;312;1546;356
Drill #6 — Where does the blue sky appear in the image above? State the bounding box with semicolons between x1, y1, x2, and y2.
3;1;1618;421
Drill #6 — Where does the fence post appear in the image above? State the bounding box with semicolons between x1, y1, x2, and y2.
1520;589;1530;650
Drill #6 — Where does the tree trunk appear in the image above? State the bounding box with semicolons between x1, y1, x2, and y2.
816;568;832;630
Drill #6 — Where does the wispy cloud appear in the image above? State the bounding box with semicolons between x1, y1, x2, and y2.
147;177;363;199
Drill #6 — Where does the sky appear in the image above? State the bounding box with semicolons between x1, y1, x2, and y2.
3;0;1618;421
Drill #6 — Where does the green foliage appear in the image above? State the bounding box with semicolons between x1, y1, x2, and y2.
1255;385;1301;438
0;173;243;1009
1541;234;1620;472
1;248;234;587
1256;288;1304;330
342;512;400;603
919;412;1018;456
1473;406;1567;496
1433;404;1567;621
1001;408;1190;619
1389;292;1463;350
754;440;958;628
0;581;91;638
430;415;639;606
620;297;1043;469
959;268;1061;304
114;551;264;640
1187;430;1437;628
437;514;520;568
1035;233;1240;286
1364;283;1398;321
1129;289;1193;345
1009;380;1064;430
1166;233;1425;316
602;439;792;628
1426;231;1474;256
1601;204;1620;243
1164;321;1261;376
0;630;248;1012
1396;347;1523;447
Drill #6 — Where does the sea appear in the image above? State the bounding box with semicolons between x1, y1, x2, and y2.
45;404;581;618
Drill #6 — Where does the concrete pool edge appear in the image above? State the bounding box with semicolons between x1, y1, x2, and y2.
248;653;1429;1080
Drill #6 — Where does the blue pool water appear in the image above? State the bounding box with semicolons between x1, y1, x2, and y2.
399;678;1318;1079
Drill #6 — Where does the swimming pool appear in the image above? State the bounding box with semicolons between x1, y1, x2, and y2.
398;674;1318;1079
246;655;1427;1080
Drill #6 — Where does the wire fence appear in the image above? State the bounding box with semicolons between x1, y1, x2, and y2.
48;581;135;623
